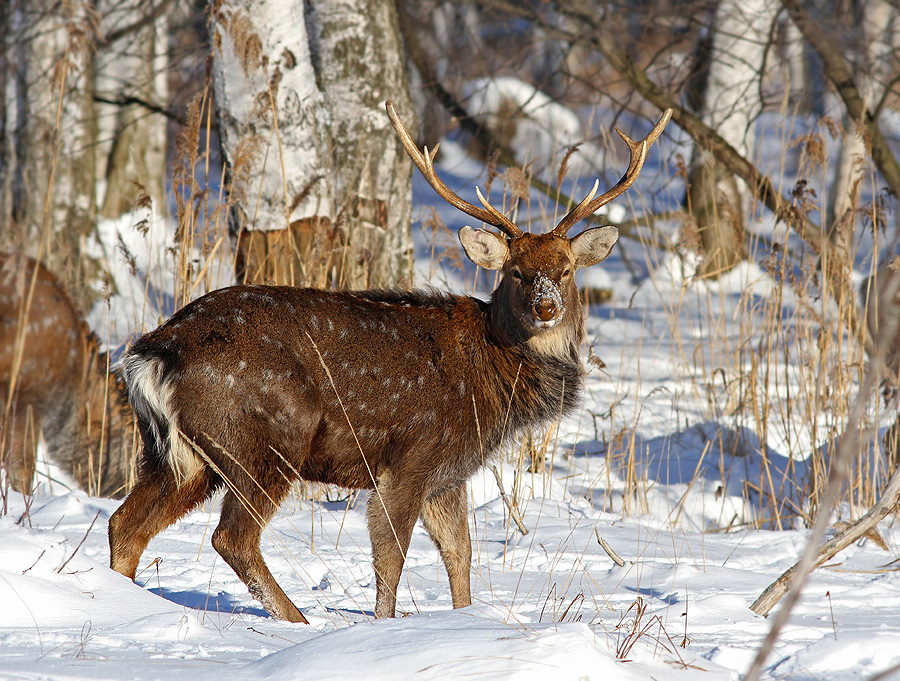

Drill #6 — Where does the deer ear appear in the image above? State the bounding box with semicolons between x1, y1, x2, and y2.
459;226;509;270
570;226;619;269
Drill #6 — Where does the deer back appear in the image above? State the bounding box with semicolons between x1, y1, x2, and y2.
126;282;582;497
0;253;136;497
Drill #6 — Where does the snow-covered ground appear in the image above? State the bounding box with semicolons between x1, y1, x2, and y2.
3;105;900;680
2;464;899;680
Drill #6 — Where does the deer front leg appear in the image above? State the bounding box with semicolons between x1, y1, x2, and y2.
367;469;424;618
109;464;214;579
420;483;472;609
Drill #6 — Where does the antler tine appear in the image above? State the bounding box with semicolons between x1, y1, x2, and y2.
552;108;673;236
386;100;523;238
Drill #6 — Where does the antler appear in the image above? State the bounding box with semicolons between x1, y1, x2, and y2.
552;108;673;236
386;100;523;239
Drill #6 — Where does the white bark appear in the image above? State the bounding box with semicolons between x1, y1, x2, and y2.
210;0;414;287
782;18;806;106
687;0;777;277
94;0;169;217
1;0;98;305
210;0;333;231
829;0;893;234
307;0;415;286
700;0;775;182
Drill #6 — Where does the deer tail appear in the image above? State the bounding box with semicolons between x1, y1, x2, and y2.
122;352;204;485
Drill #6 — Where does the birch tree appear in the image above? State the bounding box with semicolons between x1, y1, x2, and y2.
685;0;778;278
0;0;170;310
0;0;99;306
210;0;415;289
827;0;893;246
94;0;169;219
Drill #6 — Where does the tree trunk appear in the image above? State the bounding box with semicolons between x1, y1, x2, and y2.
210;0;414;289
828;0;893;239
307;0;415;288
685;0;777;279
95;0;169;219
1;0;99;310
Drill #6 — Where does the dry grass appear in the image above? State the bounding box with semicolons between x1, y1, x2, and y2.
2;41;898;668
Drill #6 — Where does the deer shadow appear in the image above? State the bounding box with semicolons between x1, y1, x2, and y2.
144;585;270;619
572;421;805;529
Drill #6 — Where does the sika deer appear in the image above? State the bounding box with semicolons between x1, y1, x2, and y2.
109;102;672;622
0;253;137;498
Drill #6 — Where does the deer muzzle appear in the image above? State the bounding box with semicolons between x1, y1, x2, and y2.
533;299;559;322
530;275;564;328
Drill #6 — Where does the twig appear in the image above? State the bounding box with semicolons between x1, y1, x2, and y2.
56;511;101;574
595;528;625;566
490;465;528;535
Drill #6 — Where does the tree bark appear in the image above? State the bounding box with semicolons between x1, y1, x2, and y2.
827;0;893;237
781;0;900;204
210;0;414;289
0;0;99;310
95;0;169;219
686;0;777;279
306;0;415;288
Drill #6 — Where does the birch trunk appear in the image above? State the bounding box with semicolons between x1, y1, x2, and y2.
307;0;414;288
686;0;777;278
210;0;414;289
828;0;893;241
95;0;169;219
1;0;99;308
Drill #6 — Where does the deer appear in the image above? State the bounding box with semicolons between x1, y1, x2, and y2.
0;253;137;499
108;101;672;623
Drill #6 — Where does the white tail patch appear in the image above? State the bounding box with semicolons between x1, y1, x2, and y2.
123;354;204;485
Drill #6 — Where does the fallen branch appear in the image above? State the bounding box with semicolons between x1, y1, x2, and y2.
743;272;900;681
751;462;900;617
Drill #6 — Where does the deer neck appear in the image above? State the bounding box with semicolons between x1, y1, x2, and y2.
487;288;584;365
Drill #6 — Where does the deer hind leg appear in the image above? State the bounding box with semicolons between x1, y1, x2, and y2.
211;479;307;623
420;483;472;609
109;463;215;580
2;405;40;494
367;469;426;618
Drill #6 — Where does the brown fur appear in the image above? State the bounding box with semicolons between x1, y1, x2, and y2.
108;102;653;623
0;253;138;498
108;229;614;623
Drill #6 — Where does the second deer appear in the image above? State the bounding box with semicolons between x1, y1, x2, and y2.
0;253;137;498
109;102;672;622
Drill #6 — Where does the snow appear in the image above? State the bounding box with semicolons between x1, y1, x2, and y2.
4;102;900;681
2;479;899;680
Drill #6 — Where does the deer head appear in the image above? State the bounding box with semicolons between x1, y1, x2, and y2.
386;101;672;352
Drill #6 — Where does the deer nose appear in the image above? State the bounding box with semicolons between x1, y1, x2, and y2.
533;299;559;322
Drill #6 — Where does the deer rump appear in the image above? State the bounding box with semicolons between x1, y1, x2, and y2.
115;283;580;622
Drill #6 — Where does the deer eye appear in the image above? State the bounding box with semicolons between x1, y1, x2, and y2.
562;268;571;278
510;269;523;281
